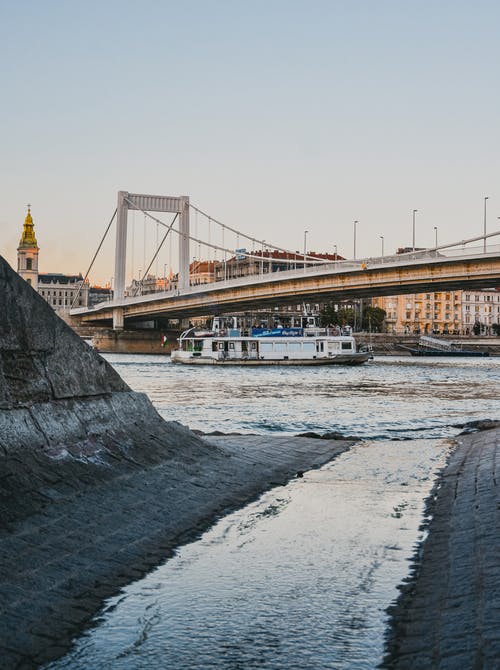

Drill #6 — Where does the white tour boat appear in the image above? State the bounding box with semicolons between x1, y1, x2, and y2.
171;315;371;366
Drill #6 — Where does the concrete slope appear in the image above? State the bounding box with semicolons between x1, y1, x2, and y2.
0;256;128;406
383;426;500;669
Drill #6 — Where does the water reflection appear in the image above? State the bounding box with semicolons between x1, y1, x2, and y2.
46;439;450;670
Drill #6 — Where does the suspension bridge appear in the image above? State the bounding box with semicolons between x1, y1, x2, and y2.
71;190;500;329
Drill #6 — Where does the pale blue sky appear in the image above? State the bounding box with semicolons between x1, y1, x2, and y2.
1;0;499;284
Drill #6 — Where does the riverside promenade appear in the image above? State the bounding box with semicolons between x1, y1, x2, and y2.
384;423;500;669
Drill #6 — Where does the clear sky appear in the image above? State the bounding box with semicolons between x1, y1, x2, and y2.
1;0;499;284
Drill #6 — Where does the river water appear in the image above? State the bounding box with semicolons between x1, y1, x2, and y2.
45;355;500;669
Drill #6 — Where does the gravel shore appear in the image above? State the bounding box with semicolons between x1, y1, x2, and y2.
383;425;500;669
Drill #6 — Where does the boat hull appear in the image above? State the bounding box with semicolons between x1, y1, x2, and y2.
408;349;489;357
171;353;371;366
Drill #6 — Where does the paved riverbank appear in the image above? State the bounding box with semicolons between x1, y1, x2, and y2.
383;425;500;669
0;433;351;669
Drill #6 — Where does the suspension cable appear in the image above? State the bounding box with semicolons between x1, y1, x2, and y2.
71;208;117;309
132;213;179;295
125;196;329;266
189;202;335;263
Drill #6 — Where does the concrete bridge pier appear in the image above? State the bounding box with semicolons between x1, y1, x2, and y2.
113;307;124;330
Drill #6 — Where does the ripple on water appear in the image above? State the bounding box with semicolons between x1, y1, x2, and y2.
104;354;500;439
45;439;451;670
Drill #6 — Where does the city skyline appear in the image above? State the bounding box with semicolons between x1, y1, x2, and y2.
2;1;500;284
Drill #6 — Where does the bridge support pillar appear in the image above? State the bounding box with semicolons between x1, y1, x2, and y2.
178;196;190;291
113;307;124;330
114;190;129;304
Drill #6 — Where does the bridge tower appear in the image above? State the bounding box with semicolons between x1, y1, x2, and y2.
113;191;190;329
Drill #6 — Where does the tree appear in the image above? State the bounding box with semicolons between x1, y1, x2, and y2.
336;308;355;327
319;304;355;328
473;321;481;336
319;304;338;327
361;306;387;332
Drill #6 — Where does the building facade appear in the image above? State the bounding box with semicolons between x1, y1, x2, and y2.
372;289;500;335
37;273;89;311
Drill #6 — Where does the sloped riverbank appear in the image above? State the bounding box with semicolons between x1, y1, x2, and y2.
0;257;351;668
383;424;500;669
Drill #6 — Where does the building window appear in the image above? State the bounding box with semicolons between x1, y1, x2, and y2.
26;258;32;270
26;278;31;285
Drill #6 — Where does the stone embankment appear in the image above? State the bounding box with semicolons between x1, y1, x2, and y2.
383;424;500;669
0;256;351;669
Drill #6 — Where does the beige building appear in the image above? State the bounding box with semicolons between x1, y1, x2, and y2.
373;289;500;335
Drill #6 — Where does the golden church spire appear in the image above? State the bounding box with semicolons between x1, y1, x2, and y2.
19;204;38;247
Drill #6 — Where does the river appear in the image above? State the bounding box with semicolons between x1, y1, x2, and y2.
45;355;500;669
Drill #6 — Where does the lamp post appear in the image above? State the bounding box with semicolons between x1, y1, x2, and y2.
380;235;384;257
412;209;418;251
483;196;489;253
353;221;358;259
303;230;308;273
334;244;338;259
434;226;438;249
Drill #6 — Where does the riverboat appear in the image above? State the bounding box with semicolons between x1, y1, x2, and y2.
171;316;371;366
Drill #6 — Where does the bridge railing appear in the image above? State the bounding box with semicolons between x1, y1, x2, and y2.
75;238;500;314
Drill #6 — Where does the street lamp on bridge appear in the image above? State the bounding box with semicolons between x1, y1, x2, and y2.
303;230;308;273
380;235;384;257
434;226;438;249
353;221;358;259
412;209;418;251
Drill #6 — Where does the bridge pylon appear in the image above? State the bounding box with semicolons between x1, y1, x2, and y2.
113;191;190;329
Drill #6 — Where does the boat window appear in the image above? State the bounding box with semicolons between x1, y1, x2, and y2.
288;342;301;352
302;342;315;353
341;341;352;350
251;342;257;350
260;342;273;354
274;342;286;352
229;342;235;350
218;342;224;350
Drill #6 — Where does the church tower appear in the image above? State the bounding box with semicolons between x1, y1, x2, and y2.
17;205;39;289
